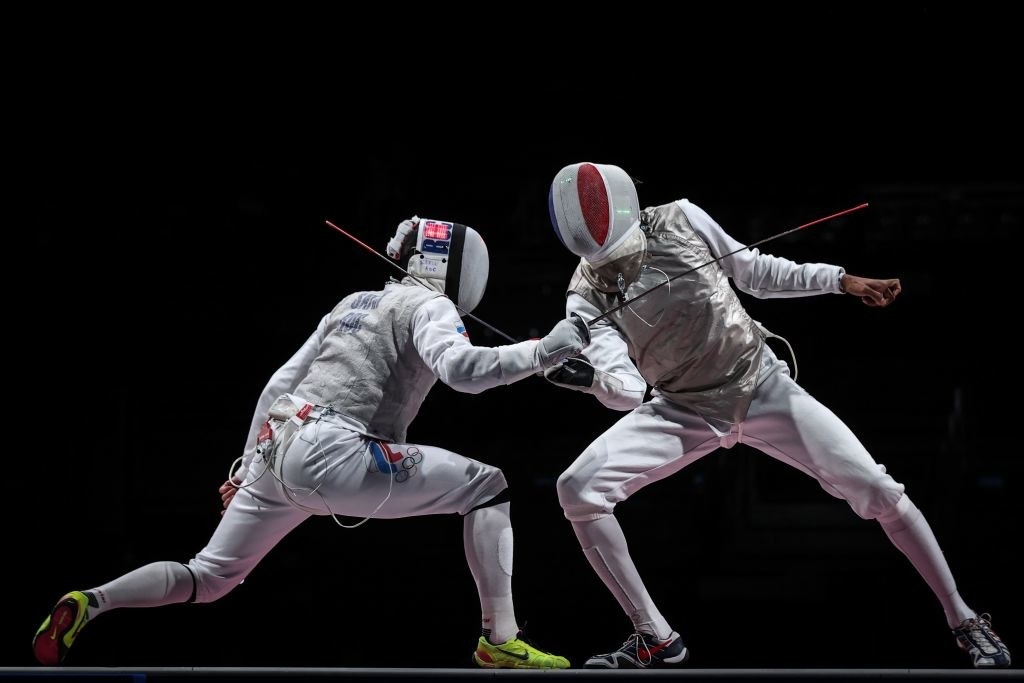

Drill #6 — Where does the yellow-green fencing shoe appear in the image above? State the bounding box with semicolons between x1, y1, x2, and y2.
33;591;90;666
473;634;570;669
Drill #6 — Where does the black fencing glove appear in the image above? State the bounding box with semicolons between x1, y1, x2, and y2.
544;355;595;390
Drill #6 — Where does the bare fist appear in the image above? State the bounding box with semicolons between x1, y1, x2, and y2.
841;274;901;307
219;479;240;515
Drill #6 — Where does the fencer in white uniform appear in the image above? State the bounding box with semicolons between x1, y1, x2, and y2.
33;217;588;669
544;162;1011;669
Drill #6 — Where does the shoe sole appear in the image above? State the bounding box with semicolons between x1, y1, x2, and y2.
473;651;569;669
583;645;690;668
33;597;83;666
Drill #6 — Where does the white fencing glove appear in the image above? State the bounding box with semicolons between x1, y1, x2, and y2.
386;215;420;260
536;313;591;370
496;314;591;384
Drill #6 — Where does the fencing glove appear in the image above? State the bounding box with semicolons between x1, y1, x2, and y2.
536;313;590;370
544;355;595;389
386;215;420;260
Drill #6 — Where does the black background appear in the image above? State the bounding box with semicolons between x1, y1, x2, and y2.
9;4;1023;672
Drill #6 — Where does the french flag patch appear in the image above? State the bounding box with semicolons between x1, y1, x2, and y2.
456;323;469;338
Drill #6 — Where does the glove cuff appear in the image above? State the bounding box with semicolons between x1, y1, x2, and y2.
497;340;543;383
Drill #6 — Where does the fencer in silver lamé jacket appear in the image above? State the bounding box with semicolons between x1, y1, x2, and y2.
567;198;845;430
569;200;766;430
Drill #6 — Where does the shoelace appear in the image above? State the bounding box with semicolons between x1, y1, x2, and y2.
504;631;564;665
959;614;1003;655
622;632;656;665
512;629;546;654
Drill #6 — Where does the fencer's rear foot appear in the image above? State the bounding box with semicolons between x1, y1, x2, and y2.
33;591;90;666
473;632;570;669
584;630;689;668
953;613;1011;668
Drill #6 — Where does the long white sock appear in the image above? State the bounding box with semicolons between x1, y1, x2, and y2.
85;561;196;619
464;502;517;643
572;515;672;640
877;495;974;627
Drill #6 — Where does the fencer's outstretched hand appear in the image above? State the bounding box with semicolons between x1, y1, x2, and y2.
219;478;241;516
537;313;591;369
544;355;595;390
386;215;420;260
840;274;902;307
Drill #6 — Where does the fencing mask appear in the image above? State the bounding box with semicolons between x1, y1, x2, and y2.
389;217;489;313
548;162;641;264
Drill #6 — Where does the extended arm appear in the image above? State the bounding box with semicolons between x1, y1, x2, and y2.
680;199;899;306
412;297;588;393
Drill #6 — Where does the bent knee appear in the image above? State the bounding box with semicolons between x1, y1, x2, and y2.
556;469;612;521
556;468;586;508
187;558;248;604
848;479;906;520
461;464;508;514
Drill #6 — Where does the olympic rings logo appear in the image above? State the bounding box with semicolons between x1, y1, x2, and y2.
369;442;424;482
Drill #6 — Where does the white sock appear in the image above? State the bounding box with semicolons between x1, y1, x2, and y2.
877;495;975;627
464;502;518;643
572;515;672;640
86;561;196;619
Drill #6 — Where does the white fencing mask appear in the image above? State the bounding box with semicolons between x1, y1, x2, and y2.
403;218;489;313
548;162;641;264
